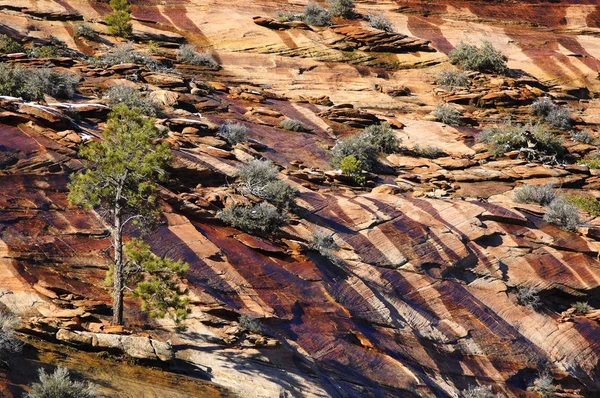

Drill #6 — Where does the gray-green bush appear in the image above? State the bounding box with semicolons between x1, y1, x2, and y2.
461;385;503;398
477;121;563;158
75;24;97;40
27;367;95;398
176;44;219;69
238;314;263;334
572;301;591;315
220;203;288;233
98;44;165;71
529;371;557;398
331;122;399;171
434;104;461;125
544;196;580;231
327;0;354;18
531;97;572;130
436;69;469;89
0;312;22;367
367;12;394;32
237;160;296;210
513;184;556;206
219;121;247;145
304;3;332;26
279;119;304;132
571;129;594;144
0;63;78;101
0;34;25;54
516;286;541;309
449;41;508;74
105;86;159;117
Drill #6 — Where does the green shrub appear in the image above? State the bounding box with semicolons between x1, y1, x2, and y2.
0;34;24;54
304;3;332;26
146;40;161;55
176;44;219;69
531;97;571;130
279;119;304;132
220;203;288;233
516;286;541;309
238;314;263;334
105;0;132;38
412;144;445;159
436;69;469;89
327;0;354;18
237;160;296;210
544;196;580;231
572;301;592;315
105;86;159;117
434;104;461;125
571;129;594;144
219;121;247;145
260;180;297;210
529;371;557;398
27;367;95;398
577;156;600;169
28;45;61;59
477;121;563;158
566;195;600;216
0;63;78;101
461;385;502;398
513;184;556;206
331;123;399;171
449;41;508;74
0;312;22;367
75;24;97;40
367;12;394;32
340;155;366;186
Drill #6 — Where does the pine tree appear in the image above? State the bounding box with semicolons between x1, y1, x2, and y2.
105;0;133;39
68;104;188;325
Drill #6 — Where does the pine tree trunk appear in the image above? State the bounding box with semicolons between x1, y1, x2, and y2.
112;205;124;325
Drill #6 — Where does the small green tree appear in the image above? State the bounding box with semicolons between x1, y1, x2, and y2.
121;239;189;325
68;104;186;325
105;0;132;39
340;155;365;186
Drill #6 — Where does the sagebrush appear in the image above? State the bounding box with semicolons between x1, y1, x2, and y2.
0;63;78;101
304;3;332;26
27;367;96;398
220;203;288;233
105;86;159;117
544;196;580;231
513;184;556;206
449;41;508;74
176;44;219;69
219;121;247;145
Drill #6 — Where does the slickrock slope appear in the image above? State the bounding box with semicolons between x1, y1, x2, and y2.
2;0;600;397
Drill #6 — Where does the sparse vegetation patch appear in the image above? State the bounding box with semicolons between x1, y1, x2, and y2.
106;86;160;117
176;44;219;69
327;0;355;18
